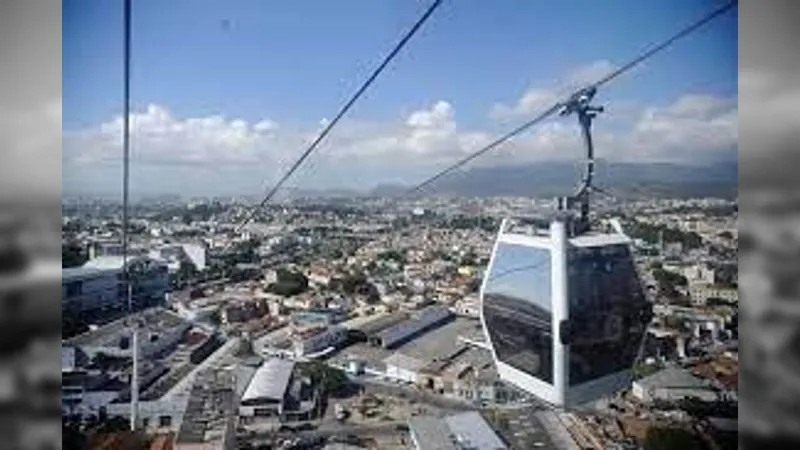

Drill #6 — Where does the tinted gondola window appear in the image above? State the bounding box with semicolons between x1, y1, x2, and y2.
567;244;650;385
482;243;553;384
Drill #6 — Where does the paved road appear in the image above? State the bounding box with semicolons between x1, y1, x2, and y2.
348;375;477;412
253;326;292;355
246;421;408;446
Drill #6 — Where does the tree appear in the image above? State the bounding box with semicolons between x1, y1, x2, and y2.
266;269;309;297
677;397;737;419
299;362;349;396
634;362;663;379
460;252;478;267
653;268;688;298
62;241;88;268
663;315;685;330
63;422;87;450
379;250;406;265
706;297;733;307
643;427;705;450
209;309;222;326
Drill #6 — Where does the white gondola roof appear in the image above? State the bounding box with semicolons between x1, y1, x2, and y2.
241;357;295;402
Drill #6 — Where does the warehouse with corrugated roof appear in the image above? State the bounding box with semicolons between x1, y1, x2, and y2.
239;357;295;418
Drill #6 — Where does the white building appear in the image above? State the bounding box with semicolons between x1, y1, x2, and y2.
454;295;480;319
149;243;207;273
689;283;738;306
683;263;716;286
384;353;428;385
293;326;347;358
62;255;169;318
239;358;295;418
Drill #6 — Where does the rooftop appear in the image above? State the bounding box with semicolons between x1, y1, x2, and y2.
175;368;236;446
383;353;428;373
241;357;295;403
398;317;483;363
62;265;118;283
444;411;507;450
408;416;458;450
65;307;188;348
484;407;567;450
330;317;498;380
83;255;128;270
634;366;712;390
374;305;454;348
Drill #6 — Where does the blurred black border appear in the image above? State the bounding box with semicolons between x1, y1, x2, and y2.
2;0;800;449
739;0;800;448
0;1;63;450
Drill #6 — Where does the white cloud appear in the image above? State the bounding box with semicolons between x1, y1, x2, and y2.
491;60;619;121
64;64;737;193
65;104;285;167
254;119;279;133
485;93;737;166
623;96;737;161
566;59;617;88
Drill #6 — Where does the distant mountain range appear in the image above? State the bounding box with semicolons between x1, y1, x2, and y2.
65;159;738;203
368;159;739;200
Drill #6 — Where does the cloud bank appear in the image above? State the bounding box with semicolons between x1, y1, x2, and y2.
63;61;737;195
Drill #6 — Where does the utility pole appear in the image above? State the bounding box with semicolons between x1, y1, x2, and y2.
129;283;139;432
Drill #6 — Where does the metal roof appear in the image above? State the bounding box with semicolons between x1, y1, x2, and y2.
357;312;410;335
241;357;295;402
62;265;118;282
383;353;428;373
408;416;457;450
444;411;507;450
83;255;128;270
376;305;453;348
234;364;259;398
634;366;711;390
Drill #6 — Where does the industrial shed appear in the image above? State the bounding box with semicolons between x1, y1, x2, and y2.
384;353;429;384
631;366;717;404
356;312;410;336
370;305;454;349
239;357;295;418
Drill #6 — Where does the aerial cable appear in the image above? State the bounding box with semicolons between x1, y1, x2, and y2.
122;0;132;310
119;0;142;432
235;0;445;233
402;0;737;200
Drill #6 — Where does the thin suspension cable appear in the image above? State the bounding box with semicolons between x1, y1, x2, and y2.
122;0;132;312
588;0;737;90
235;0;445;233
121;0;139;435
402;0;737;200
406;103;561;197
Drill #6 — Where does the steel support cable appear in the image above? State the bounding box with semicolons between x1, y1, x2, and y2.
122;0;132;312
401;0;737;201
235;0;445;233
120;0;142;433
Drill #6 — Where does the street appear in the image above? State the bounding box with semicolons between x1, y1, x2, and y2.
349;375;477;412
246;420;408;447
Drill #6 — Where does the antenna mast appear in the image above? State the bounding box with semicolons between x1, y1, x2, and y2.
557;86;604;235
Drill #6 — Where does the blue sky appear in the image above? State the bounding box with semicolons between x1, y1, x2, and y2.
63;0;738;197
